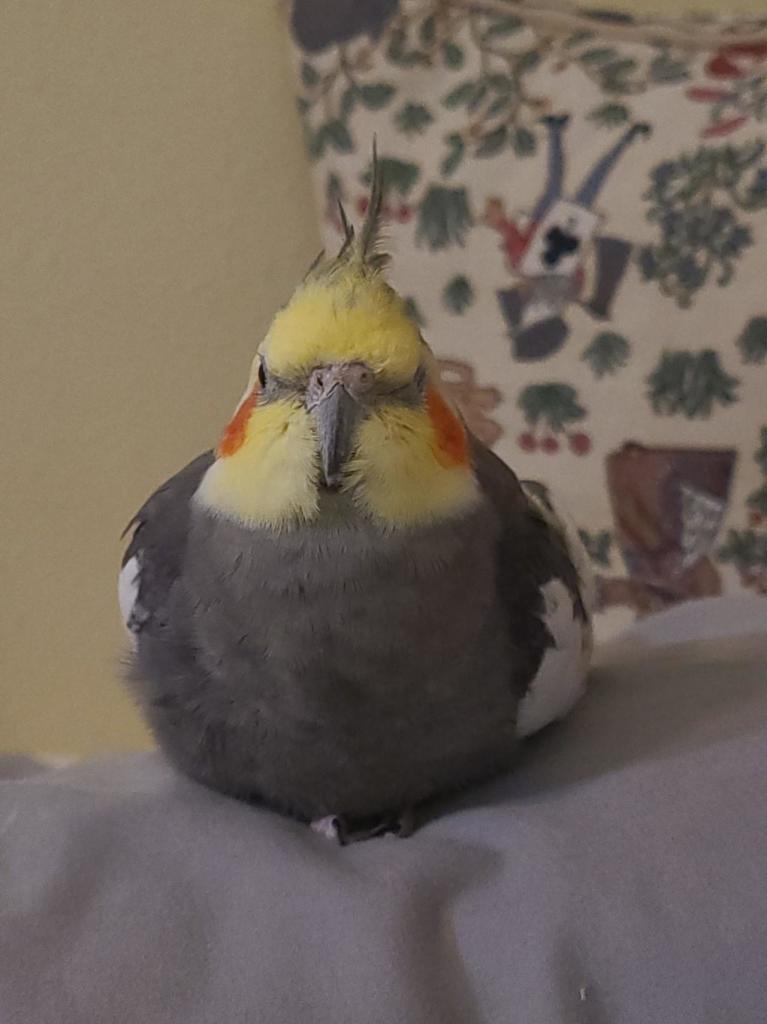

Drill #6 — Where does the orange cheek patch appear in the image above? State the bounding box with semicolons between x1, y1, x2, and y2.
217;388;259;458
426;387;469;468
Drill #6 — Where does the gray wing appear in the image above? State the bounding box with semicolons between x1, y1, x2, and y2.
119;451;241;790
470;437;592;731
470;437;587;614
119;451;214;635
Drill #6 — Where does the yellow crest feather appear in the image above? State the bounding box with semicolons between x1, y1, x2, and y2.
261;269;422;382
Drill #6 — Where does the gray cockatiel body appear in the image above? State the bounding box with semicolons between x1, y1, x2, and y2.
121;444;591;834
120;161;592;840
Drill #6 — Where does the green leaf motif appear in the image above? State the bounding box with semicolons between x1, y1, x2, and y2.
518;384;586;432
307;127;326;160
419;14;436;46
719;529;767;569
564;29;596;48
326;172;342;203
649;51;690;84
403;296;426;327
579;48;639;94
386;28;429;68
387;27;407;60
588;102;630;128
440;133;465;177
747;483;767;516
640;142;767;306
516;50;541;73
647;350;739;418
737;317;767;364
756;426;767;476
578;529;613;568
443;275;475;314
416;186;472;250
358;83;396;110
484;15;524;38
300;61;319;88
582;331;631;377
442;41;464;69
579;47;619;65
340;87;357;118
322;119;354;154
443;80;476;109
511;127;536;157
475;126;508;158
467;82;489;112
487;94;512;117
395;102;434;135
361;157;420;197
599;57;640;94
605;57;638;77
486;73;513;95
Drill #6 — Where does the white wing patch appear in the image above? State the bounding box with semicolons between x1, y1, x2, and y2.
516;579;590;738
118;556;140;633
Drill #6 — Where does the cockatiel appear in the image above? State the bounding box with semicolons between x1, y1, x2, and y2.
120;158;593;843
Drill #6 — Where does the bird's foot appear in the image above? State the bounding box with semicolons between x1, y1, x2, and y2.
310;809;416;845
310;816;344;842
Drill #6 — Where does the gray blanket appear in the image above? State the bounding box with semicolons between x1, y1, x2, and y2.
2;597;766;1023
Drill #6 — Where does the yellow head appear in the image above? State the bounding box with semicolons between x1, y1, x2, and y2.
196;159;478;530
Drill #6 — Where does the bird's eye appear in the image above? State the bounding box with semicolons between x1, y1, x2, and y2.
257;361;267;389
414;365;427;393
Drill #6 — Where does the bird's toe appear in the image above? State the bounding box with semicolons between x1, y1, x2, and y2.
310;815;344;842
310;809;416;844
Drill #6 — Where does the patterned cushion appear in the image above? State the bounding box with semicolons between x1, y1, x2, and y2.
288;1;767;635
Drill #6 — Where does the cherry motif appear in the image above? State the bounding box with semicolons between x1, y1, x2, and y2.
540;436;560;454
568;432;592;456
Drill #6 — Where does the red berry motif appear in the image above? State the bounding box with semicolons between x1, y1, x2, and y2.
518;432;537;452
541;436;560;454
748;509;764;527
686;86;734;102
707;54;741;77
703;115;749;138
356;196;369;215
568;432;592;456
397;203;412;223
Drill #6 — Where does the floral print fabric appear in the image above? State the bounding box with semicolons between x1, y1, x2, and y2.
288;0;767;634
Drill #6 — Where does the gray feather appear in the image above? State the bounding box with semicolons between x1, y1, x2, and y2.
305;141;389;285
356;137;388;271
122;438;588;821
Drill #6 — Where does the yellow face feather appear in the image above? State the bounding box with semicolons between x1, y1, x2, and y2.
261;269;422;384
347;403;479;527
195;260;479;530
195;398;320;529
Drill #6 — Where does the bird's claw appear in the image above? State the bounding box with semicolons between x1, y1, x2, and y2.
310;809;416;845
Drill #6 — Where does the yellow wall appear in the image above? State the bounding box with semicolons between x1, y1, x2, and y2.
0;1;320;755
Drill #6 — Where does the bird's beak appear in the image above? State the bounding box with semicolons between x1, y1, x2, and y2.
309;377;362;490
